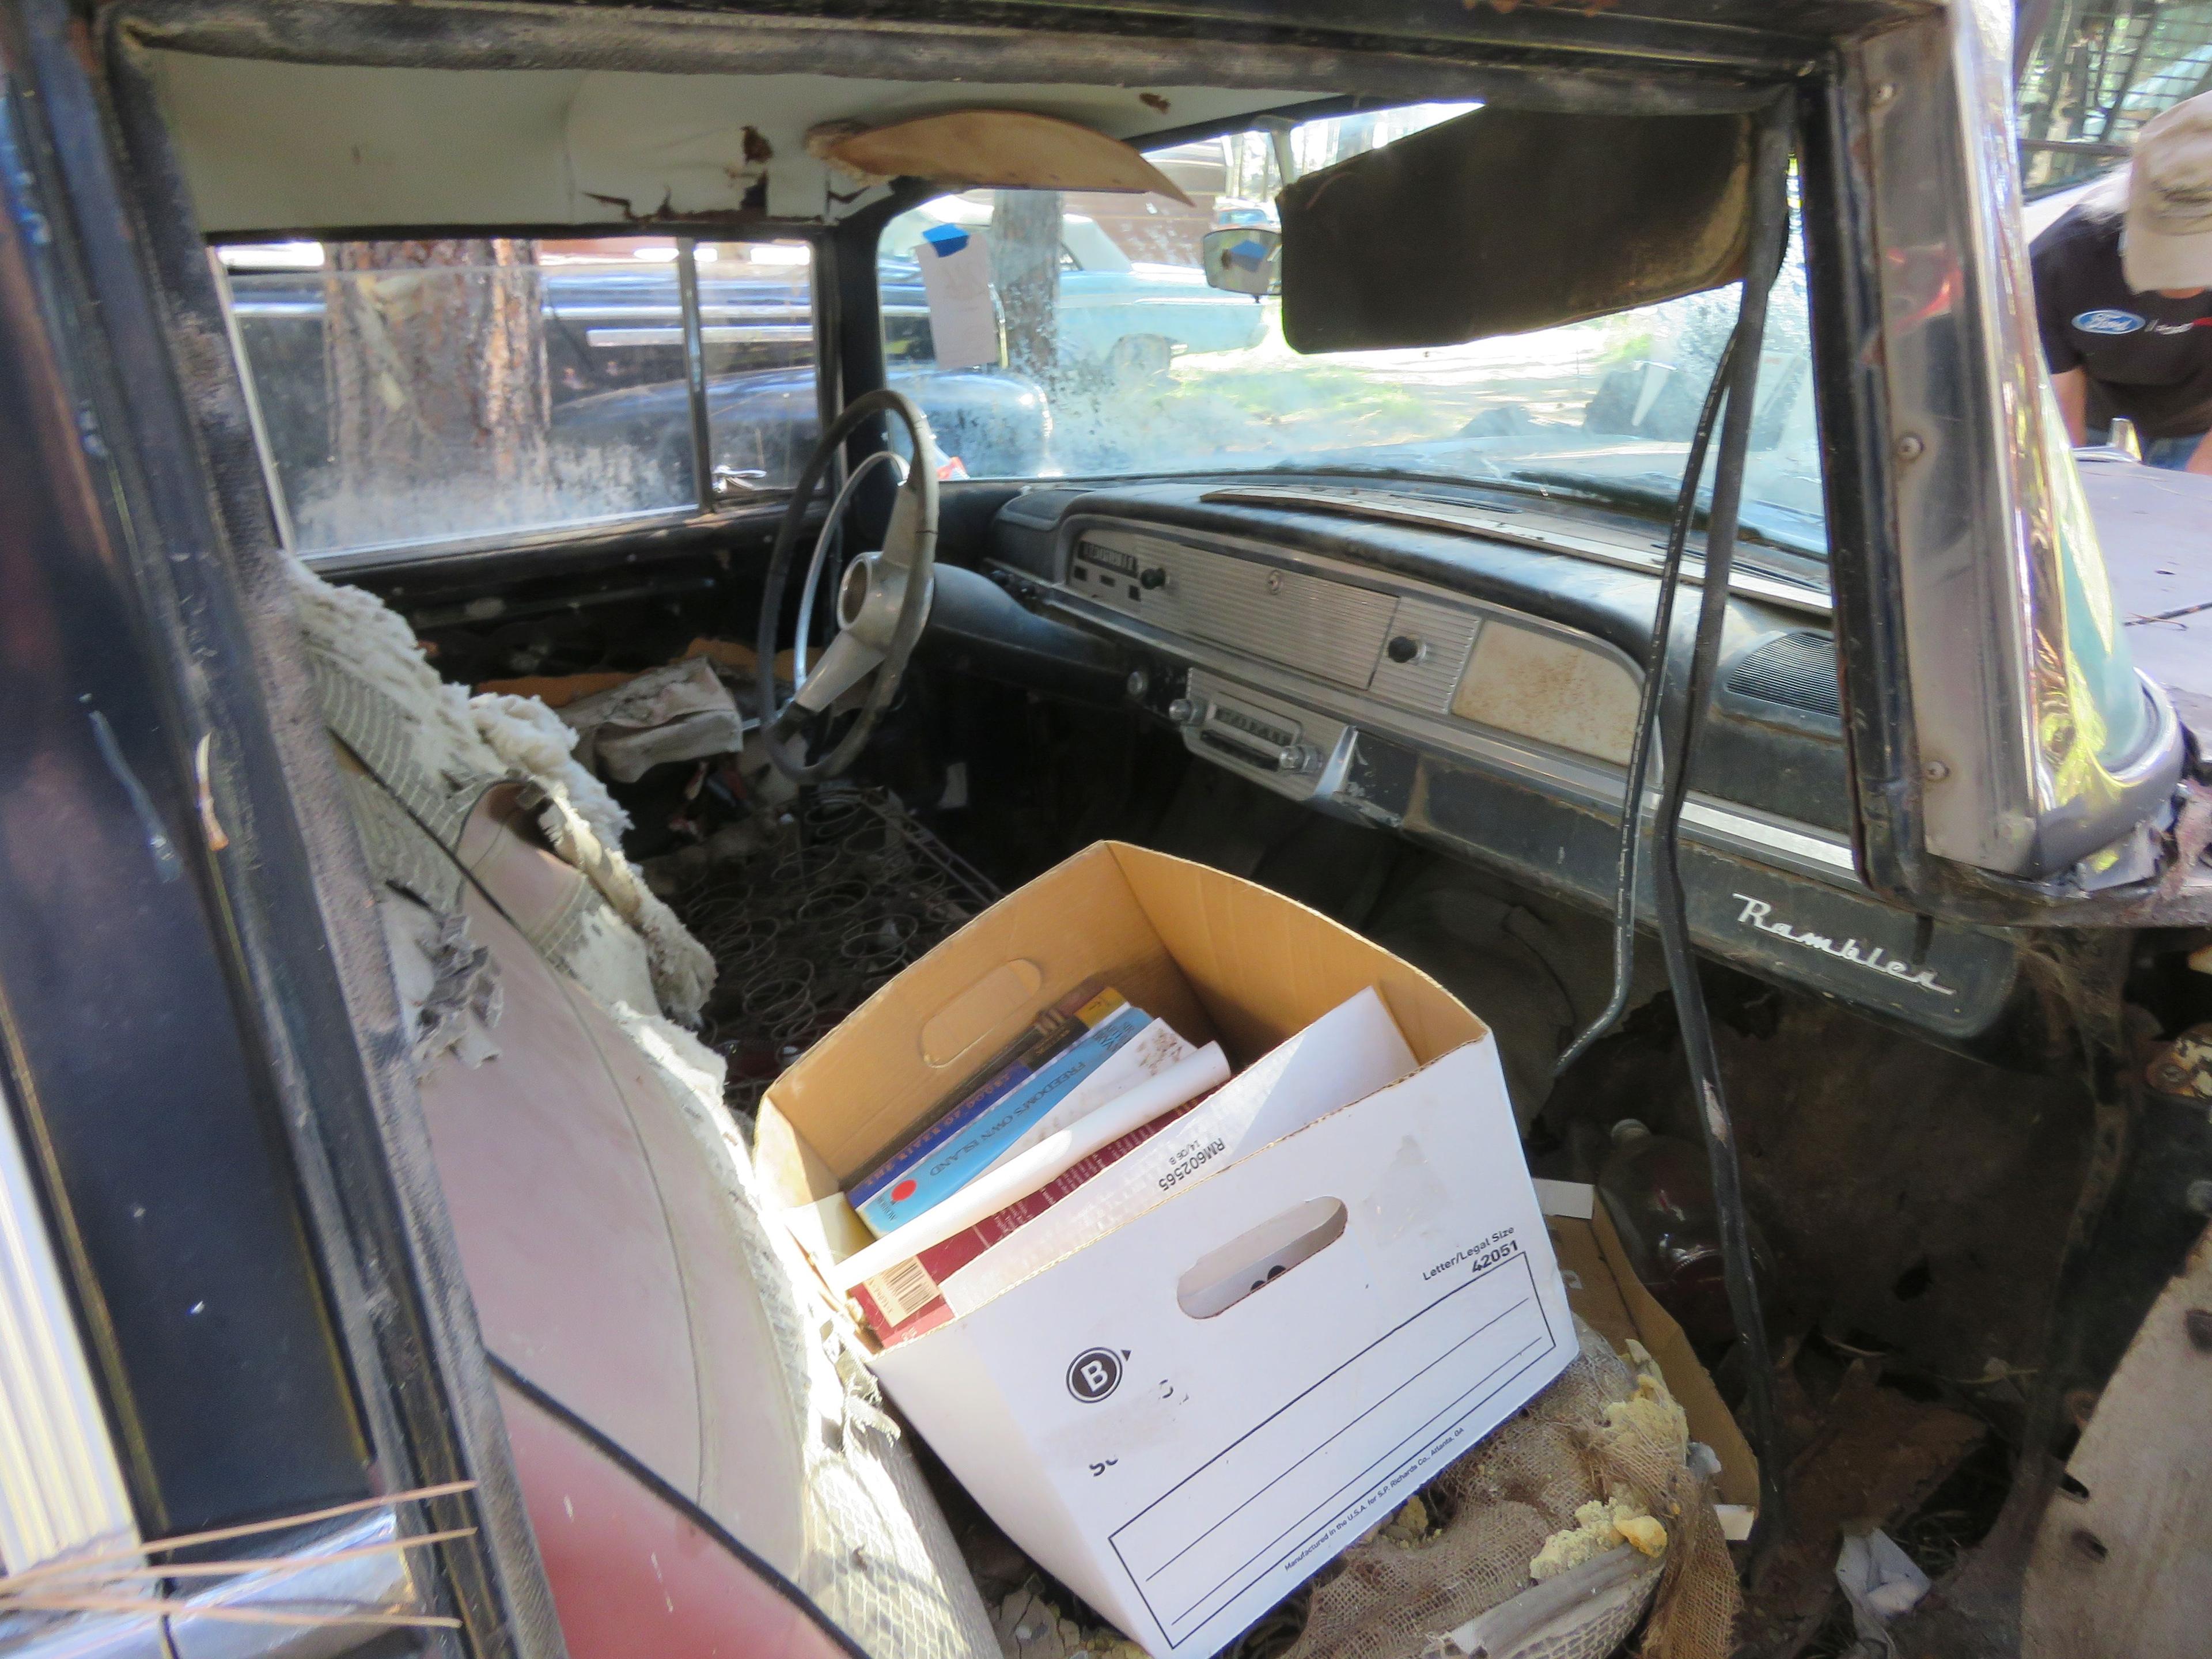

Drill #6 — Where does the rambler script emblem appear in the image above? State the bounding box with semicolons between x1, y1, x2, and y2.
2073;309;2146;335
1732;894;1957;998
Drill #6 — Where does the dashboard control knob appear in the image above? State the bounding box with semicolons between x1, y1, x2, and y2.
1126;667;1150;700
1385;634;1425;665
1139;566;1168;590
1286;744;1325;774
1166;697;1205;726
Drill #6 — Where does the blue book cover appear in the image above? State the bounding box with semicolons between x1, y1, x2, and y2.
856;1000;1151;1236
848;986;1119;1209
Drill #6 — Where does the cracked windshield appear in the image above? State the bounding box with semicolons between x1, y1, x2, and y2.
881;106;1824;555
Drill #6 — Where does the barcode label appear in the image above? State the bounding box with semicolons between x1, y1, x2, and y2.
867;1256;942;1328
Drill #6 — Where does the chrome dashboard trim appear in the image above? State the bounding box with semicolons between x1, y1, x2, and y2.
1072;528;1403;690
1030;559;1865;891
1196;484;1834;618
1680;799;1861;877
1063;513;1652;711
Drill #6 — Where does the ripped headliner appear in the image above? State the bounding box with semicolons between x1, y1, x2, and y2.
113;0;1934;236
143;55;1302;233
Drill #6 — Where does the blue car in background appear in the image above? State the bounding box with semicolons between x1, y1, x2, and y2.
879;198;1266;380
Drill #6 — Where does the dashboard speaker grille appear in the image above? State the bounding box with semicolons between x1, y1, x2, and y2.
1725;631;1842;720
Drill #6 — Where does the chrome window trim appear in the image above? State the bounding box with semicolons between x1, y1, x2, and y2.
297;502;733;569
0;1513;418;1659
223;232;824;565
164;1513;418;1659
1856;5;2186;878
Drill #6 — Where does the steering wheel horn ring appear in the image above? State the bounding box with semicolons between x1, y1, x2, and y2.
755;389;942;783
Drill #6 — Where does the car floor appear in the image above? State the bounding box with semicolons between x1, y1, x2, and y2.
393;593;2078;1657
640;753;2078;1659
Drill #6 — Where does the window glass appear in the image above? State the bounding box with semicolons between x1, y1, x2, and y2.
875;109;1825;555
696;240;820;497
219;235;816;556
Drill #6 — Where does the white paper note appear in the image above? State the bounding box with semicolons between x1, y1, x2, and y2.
916;224;999;370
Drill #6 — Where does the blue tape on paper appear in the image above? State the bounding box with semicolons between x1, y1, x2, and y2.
922;224;971;257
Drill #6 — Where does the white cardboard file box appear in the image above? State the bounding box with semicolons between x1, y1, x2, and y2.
753;843;1578;1657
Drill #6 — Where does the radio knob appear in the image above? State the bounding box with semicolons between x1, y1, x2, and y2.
1166;697;1205;726
1285;744;1325;774
1139;566;1168;590
1385;634;1424;665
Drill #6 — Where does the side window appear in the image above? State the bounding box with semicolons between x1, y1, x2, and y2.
696;240;820;496
219;235;816;558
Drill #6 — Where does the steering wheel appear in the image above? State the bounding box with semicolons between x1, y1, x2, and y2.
756;389;942;782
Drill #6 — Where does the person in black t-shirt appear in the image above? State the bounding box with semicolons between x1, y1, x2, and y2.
2033;91;2212;472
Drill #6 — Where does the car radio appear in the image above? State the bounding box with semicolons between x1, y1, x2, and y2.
1176;671;1351;802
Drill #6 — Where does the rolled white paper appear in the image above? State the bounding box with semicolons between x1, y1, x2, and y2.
831;1041;1231;1294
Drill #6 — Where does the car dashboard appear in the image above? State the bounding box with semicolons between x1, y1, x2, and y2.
984;478;2032;1054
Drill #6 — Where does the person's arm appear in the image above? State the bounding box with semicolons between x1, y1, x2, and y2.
2187;430;2212;475
2052;366;2092;446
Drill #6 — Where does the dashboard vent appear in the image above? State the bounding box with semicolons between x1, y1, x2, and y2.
1725;631;1842;721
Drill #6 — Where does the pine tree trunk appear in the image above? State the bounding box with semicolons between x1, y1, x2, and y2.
323;238;550;502
993;191;1063;383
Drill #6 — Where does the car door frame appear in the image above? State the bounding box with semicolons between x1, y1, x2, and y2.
1;2;566;1650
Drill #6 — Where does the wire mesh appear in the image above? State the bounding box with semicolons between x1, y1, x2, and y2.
668;786;1000;1115
2020;0;2212;193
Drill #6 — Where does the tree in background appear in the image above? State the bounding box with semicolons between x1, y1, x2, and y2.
323;238;550;514
992;191;1063;384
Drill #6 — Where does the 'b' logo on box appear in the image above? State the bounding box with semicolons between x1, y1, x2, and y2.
1067;1348;1123;1402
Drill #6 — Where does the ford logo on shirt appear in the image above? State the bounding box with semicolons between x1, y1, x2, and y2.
2074;309;2147;335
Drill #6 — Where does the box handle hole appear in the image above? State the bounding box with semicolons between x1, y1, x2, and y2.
1176;1196;1347;1319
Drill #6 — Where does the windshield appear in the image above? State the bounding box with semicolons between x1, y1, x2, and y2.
877;108;1826;554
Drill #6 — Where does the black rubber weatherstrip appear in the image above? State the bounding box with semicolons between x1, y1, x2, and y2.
1548;108;1793;1552
1649;104;1796;1555
484;1352;878;1659
1552;331;1737;1079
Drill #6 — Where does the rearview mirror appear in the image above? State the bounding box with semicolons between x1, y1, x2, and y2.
1200;228;1281;297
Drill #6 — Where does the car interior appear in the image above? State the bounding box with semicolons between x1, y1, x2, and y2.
56;7;2157;1654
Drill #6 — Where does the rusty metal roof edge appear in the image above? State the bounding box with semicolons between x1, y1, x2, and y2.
103;0;1878;107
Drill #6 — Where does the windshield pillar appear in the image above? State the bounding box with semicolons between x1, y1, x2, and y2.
1850;1;2181;884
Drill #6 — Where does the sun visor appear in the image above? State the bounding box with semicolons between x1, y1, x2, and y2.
1279;105;1753;353
812;110;1193;200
